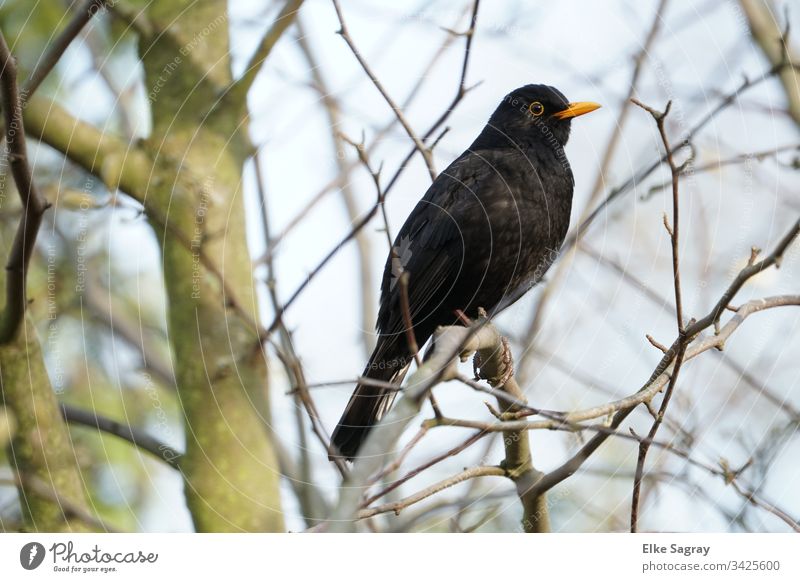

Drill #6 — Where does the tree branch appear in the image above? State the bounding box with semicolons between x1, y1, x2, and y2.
0;32;51;343
231;0;305;101
475;336;549;532
60;404;182;470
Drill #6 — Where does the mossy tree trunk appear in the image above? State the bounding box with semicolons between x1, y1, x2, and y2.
0;282;93;531
134;0;284;531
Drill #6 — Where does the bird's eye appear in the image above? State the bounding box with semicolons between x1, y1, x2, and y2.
529;102;545;117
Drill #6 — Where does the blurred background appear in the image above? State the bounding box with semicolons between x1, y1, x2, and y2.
0;0;798;532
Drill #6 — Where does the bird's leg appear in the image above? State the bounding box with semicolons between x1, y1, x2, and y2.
454;309;473;326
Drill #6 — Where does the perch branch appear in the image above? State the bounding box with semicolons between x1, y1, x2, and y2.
329;321;498;530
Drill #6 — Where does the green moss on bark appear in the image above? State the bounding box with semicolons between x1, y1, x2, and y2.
136;0;284;532
0;318;94;531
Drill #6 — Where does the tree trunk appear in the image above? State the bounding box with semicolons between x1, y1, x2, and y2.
136;0;284;531
0;315;94;531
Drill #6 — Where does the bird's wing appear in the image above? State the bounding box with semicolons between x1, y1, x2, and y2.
376;150;513;337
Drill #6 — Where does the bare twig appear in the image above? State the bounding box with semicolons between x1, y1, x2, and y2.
296;27;377;355
435;295;800;433
254;153;348;478
642;143;800;200
21;0;109;100
367;426;430;487
398;272;421;367
580;241;800;423
255;151;330;508
522;217;799;502
331;0;436;180
565;59;794;255
729;476;800;532
414;0;481;158
424;408;800;532
357;466;504;519
256;9;469;269
629;98;687;532
363;429;487;508
0;32;51;344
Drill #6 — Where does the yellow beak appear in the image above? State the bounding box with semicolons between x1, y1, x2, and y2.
553;101;602;120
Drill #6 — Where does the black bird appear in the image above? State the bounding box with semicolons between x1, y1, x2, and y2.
331;85;600;460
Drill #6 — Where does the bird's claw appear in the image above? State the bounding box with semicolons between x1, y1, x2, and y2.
472;351;482;380
474;336;514;387
495;336;514;387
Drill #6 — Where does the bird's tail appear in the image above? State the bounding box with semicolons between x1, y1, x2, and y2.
330;340;411;461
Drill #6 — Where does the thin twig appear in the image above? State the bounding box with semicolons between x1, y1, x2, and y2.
21;0;109;100
256;11;468;268
358;466;504;519
331;0;436;180
254;153;348;478
367;425;430;487
436;295;800;432
642;143;800;200
424;410;800;531
255;152;330;503
565;59;794;254
363;429;487;509
398;272;421;367
629;98;686;532
296;27;376;355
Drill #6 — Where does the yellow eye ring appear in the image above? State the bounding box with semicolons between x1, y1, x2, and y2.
529;101;545;117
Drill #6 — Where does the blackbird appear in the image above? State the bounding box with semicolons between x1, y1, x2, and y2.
331;84;600;460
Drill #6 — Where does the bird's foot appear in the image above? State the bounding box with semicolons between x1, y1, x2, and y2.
495;336;515;388
474;336;514;387
472;351;482;380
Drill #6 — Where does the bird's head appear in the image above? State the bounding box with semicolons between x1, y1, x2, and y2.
476;84;600;151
